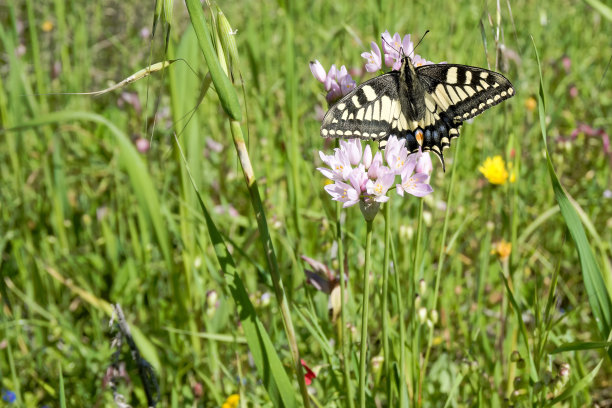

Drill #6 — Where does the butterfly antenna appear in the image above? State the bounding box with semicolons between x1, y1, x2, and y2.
410;30;430;58
381;35;398;54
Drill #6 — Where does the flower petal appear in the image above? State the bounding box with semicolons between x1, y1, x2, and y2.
310;60;327;83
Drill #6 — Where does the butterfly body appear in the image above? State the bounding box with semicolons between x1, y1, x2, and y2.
320;57;515;169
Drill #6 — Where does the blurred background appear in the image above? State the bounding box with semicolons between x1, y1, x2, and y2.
1;0;611;406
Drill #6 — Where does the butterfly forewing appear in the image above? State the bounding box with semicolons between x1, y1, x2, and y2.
416;64;515;122
321;73;409;140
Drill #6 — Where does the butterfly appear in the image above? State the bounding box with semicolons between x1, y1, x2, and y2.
320;56;515;170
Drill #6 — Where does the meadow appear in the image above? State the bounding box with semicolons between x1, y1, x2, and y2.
1;0;611;407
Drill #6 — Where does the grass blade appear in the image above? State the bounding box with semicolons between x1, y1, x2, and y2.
532;37;612;359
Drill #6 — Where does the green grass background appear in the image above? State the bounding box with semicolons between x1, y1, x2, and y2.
1;0;611;406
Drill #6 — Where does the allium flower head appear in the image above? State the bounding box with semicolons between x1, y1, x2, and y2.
318;137;434;216
310;61;357;104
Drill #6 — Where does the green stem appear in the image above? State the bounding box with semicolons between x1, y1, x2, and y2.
413;199;424;407
229;120;310;408
382;202;392;404
338;203;355;408
422;140;461;403
391;238;407;407
359;220;374;408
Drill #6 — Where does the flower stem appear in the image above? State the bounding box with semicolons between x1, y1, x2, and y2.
359;219;374;408
382;202;392;405
421;139;461;405
413;198;424;407
337;202;355;408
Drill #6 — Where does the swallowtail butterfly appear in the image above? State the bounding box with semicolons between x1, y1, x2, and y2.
320;57;514;170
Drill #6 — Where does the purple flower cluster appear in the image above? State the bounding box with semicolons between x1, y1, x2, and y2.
309;61;357;104
318;136;433;209
361;31;434;73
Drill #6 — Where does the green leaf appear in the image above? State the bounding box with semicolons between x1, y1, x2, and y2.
583;0;612;21
551;341;612;354
185;165;297;408
532;38;612;360
184;0;242;121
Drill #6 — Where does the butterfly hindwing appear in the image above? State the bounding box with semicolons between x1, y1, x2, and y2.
321;73;412;140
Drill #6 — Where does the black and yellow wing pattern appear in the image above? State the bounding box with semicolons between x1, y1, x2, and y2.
321;57;514;169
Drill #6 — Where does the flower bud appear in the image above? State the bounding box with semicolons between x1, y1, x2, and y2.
430;309;439;325
418;279;427;295
559;362;570;379
417;307;428;324
359;200;380;221
310;60;327;83
510;350;521;362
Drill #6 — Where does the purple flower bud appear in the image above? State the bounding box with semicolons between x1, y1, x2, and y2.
338;72;356;97
416;151;433;182
326;81;343;104
310;60;327;83
362;145;373;169
324;64;338;91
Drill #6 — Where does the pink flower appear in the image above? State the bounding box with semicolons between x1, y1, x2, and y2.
396;158;434;197
361;41;382;72
415;150;433;182
366;169;395;203
324;180;360;208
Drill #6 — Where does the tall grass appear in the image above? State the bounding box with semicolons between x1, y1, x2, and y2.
1;0;611;407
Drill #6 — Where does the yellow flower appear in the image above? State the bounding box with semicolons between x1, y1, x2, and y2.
42;20;54;32
479;156;509;185
525;97;537;112
491;239;512;260
223;394;240;408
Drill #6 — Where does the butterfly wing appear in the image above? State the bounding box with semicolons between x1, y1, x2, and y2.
321;72;412;140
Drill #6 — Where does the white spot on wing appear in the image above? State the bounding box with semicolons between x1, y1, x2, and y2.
433;84;450;110
356;108;365;121
341;110;348;120
362;85;377;101
399;113;408;130
480;80;490;89
465;71;472;84
446;67;458;84
446;86;461;104
508;88;514;95
372;100;380;121
352;95;361;108
393;100;401;119
480;72;489;79
465;86;475;97
424;95;436;112
322;129;328;136
381;96;392;122
365;105;372;121
455;87;468;100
